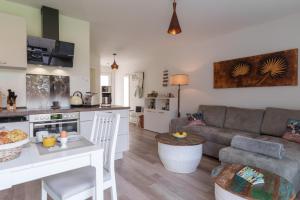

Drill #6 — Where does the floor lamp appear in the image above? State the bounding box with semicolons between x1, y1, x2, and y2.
170;74;189;118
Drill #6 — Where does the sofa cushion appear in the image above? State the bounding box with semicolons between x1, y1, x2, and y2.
283;132;300;144
198;105;226;128
286;119;300;134
231;135;285;159
257;135;300;164
186;112;206;126
261;107;300;137
182;125;257;146
224;107;264;134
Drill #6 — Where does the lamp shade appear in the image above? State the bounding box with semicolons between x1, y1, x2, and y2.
111;53;119;70
170;74;189;85
111;60;118;70
167;1;182;35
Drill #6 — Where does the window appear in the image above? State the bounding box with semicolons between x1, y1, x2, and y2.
100;75;110;86
124;75;129;107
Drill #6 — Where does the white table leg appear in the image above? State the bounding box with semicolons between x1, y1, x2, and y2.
91;149;104;200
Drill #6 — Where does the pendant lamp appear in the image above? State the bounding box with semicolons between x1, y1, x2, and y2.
111;53;119;70
168;0;182;35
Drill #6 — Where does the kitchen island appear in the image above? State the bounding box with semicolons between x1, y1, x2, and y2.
0;105;130;159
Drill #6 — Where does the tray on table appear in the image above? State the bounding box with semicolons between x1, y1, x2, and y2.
36;136;94;155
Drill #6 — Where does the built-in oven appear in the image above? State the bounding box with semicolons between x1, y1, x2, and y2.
29;112;80;138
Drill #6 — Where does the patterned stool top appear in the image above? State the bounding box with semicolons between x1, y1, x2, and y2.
214;164;296;200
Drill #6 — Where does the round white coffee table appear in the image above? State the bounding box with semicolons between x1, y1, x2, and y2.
155;133;205;173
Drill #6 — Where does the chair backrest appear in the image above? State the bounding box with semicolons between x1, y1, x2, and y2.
90;112;120;172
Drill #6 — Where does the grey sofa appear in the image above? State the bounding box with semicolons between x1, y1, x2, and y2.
170;105;300;192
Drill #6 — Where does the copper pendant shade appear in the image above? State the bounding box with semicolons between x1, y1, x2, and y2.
111;53;119;70
168;0;182;35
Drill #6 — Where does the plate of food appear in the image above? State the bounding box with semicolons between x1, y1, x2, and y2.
172;131;188;139
0;129;29;150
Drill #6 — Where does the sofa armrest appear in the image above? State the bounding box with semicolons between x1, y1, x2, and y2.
169;117;189;133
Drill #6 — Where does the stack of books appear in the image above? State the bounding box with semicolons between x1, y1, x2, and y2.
236;166;264;186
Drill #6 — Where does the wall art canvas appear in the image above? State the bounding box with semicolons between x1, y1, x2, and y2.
214;49;298;88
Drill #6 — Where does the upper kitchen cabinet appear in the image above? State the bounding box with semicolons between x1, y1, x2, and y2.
0;12;27;69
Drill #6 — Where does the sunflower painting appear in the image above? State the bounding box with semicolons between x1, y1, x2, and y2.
214;49;298;88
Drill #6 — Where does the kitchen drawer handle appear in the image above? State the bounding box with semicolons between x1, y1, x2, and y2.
0;61;7;65
105;112;113;113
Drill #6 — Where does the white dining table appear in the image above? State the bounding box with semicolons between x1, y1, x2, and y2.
0;142;104;200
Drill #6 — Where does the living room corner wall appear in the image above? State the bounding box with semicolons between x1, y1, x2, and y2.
115;13;300;114
179;13;300;113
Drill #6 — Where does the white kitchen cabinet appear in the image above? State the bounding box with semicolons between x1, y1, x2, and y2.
79;111;95;140
144;98;177;133
101;109;129;118
144;109;156;131
79;120;93;140
79;111;96;121
0;12;26;69
116;134;129;153
79;109;129;159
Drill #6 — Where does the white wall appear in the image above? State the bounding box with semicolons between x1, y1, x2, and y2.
115;13;300;113
0;1;90;107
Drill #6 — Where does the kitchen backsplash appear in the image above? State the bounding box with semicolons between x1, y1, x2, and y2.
26;74;70;109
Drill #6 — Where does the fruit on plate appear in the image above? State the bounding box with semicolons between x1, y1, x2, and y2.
0;129;28;144
172;131;188;138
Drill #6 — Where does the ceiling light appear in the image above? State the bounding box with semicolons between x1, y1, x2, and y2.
168;0;182;35
111;53;119;70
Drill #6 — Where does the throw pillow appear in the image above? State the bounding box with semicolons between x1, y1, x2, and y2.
287;119;300;134
186;112;206;126
282;119;300;144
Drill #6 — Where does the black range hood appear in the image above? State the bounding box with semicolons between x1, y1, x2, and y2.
26;6;75;68
41;6;59;40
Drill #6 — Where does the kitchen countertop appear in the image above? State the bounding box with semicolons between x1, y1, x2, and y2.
0;105;130;117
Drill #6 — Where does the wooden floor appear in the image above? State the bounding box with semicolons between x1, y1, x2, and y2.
0;125;220;200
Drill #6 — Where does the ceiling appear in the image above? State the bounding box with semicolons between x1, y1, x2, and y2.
8;0;300;67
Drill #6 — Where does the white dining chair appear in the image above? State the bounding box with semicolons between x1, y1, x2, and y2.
41;112;120;200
